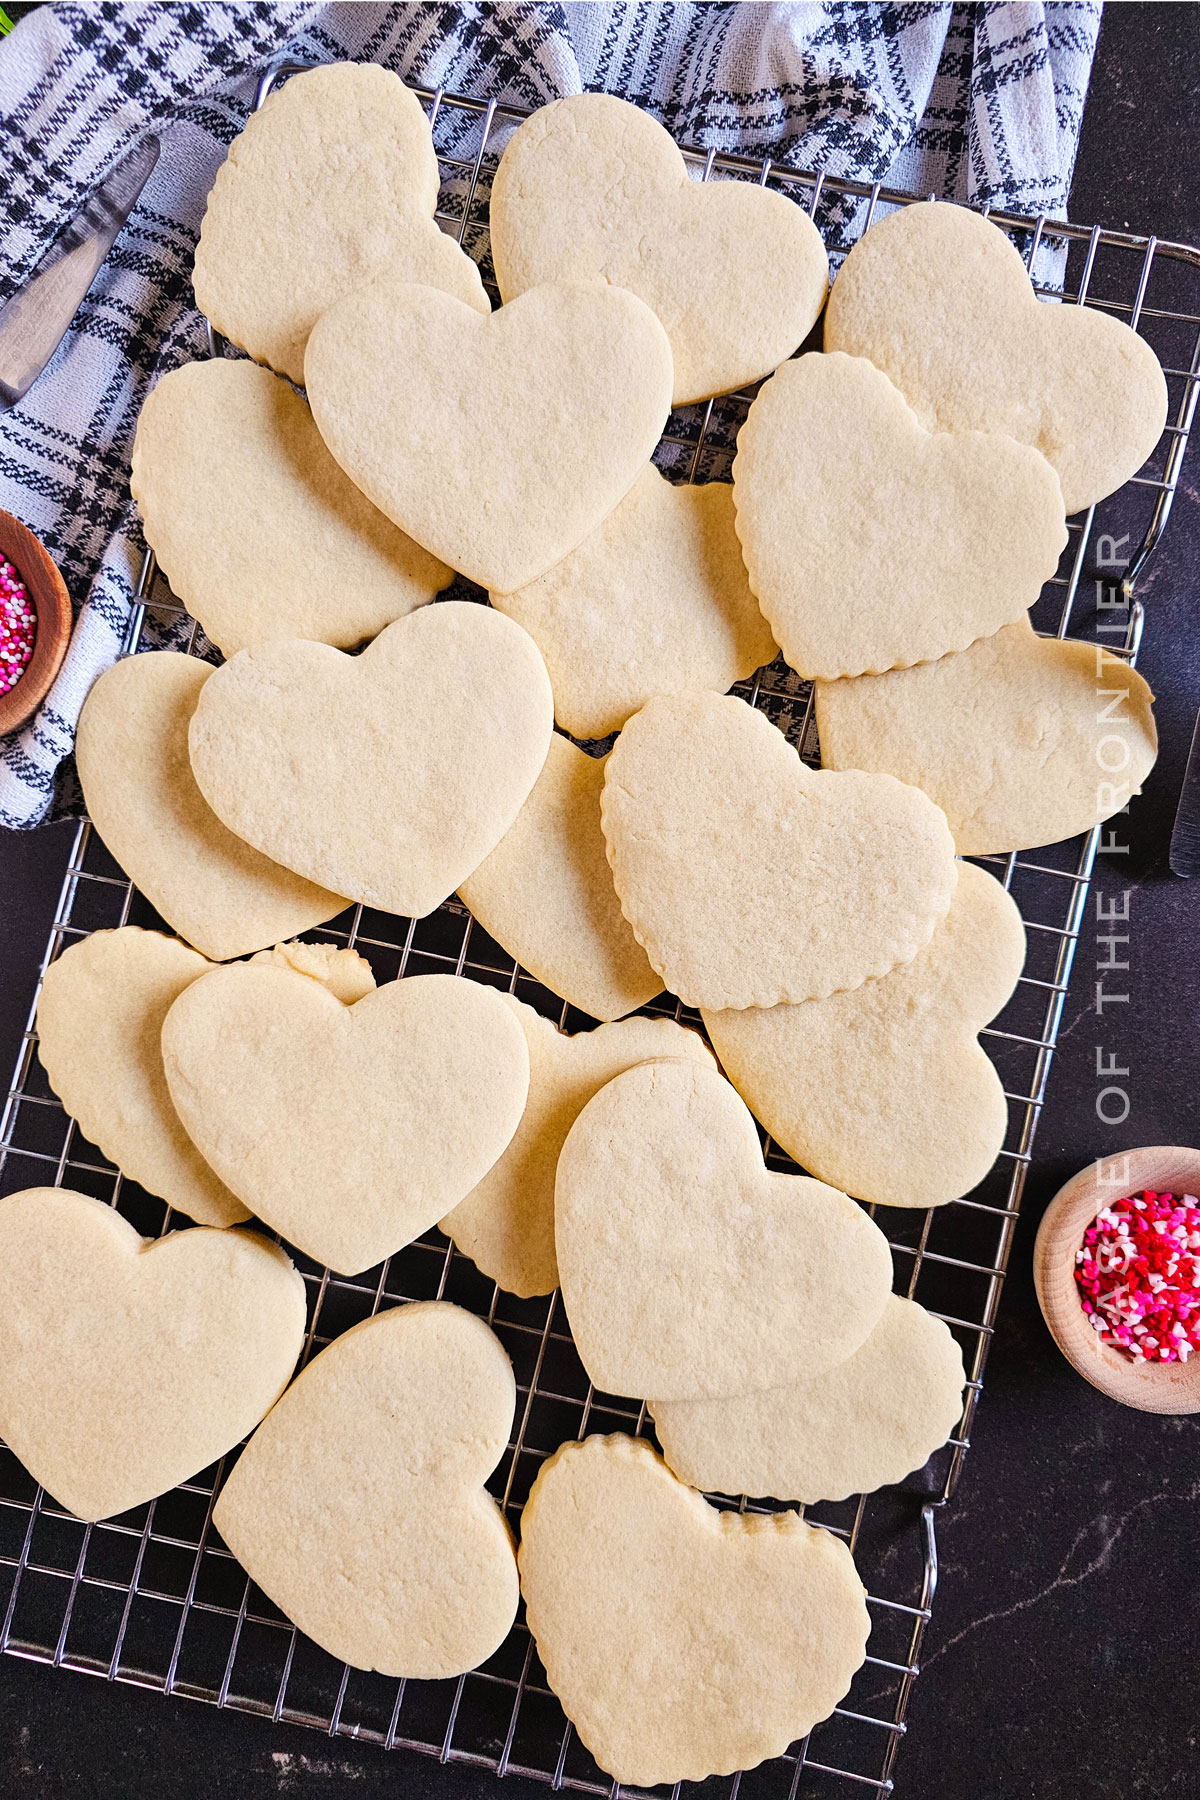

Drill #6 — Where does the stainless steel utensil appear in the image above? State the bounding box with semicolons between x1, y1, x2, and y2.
0;135;160;410
1169;703;1200;875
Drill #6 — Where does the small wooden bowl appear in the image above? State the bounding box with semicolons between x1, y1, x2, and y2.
0;507;72;736
1034;1145;1200;1413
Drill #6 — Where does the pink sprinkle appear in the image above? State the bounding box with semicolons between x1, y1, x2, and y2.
0;557;36;697
1075;1189;1200;1366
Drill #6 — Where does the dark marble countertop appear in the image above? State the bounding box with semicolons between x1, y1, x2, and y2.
2;6;1200;1798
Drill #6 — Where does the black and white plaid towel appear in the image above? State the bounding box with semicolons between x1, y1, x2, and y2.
0;0;1102;828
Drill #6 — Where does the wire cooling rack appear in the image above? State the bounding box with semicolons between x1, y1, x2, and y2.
3;65;1200;1800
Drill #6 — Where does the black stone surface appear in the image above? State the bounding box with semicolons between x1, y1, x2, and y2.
2;6;1199;1797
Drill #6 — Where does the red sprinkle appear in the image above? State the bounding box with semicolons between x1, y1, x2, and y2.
0;557;36;697
1075;1189;1200;1364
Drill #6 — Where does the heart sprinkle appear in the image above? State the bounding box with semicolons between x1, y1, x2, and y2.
0;558;35;697
1075;1189;1200;1363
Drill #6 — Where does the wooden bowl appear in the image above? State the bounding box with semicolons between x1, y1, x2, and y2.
1034;1145;1200;1413
0;507;72;736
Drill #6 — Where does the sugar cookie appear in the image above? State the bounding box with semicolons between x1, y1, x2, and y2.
824;200;1168;513
458;734;662;1022
732;351;1067;679
305;275;673;592
188;603;554;918
651;1296;966;1502
441;997;712;1296
162;965;529;1276
131;359;450;657
518;1434;870;1785
491;465;776;737
75;652;346;961
491;93;829;405
815;618;1158;854
36;928;247;1228
0;1188;305;1521
214;1303;518;1676
601;691;957;1009
555;1058;893;1399
193;61;489;384
703;862;1026;1208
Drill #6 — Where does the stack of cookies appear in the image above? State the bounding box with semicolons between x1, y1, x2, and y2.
0;62;1169;1786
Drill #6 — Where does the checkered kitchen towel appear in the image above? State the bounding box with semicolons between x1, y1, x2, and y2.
0;0;1102;827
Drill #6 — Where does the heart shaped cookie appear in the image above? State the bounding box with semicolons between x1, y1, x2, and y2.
518;1434;870;1786
601;691;957;1009
651;1295;966;1504
36;928;246;1228
490;93;829;406
825;201;1168;514
188;603;554;918
555;1058;893;1399
162;964;529;1276
75;652;347;961
214;1302;518;1676
304;275;673;592
0;1188;305;1521
441;997;713;1296
131;359;450;657
732;352;1067;679
815;617;1158;854
458;734;663;1022
703;862;1026;1209
491;465;776;737
193;61;489;384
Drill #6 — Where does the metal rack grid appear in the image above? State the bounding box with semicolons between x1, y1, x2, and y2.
2;66;1200;1800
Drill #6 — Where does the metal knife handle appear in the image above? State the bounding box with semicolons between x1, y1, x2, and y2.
1169;702;1200;877
0;135;160;410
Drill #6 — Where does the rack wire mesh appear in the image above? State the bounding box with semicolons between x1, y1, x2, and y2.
3;66;1200;1799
